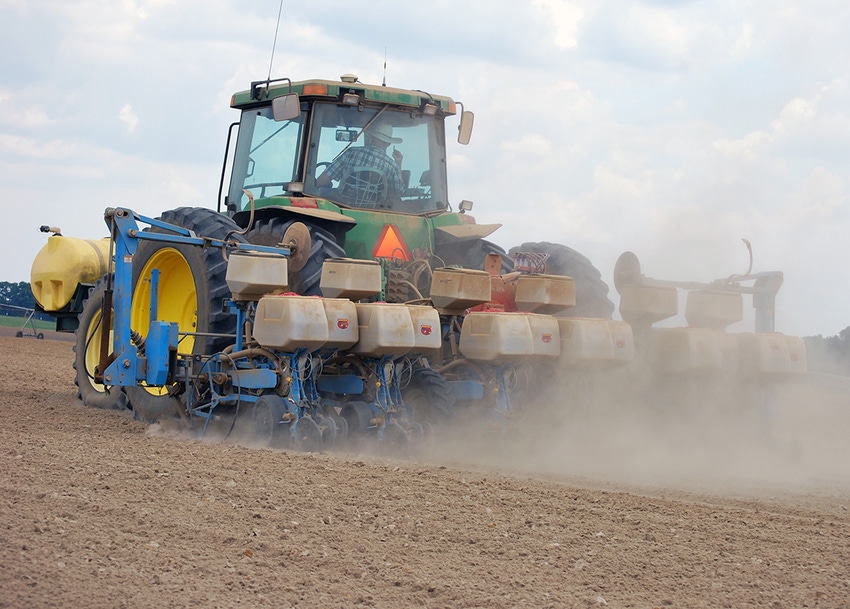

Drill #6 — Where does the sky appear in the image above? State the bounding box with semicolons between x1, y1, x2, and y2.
1;0;849;337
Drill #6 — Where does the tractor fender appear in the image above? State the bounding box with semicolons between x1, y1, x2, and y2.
434;222;502;244
232;204;357;239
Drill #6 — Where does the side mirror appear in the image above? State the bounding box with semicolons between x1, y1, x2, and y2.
458;110;474;145
272;93;301;121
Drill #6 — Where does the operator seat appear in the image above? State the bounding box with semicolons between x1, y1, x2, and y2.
340;166;388;208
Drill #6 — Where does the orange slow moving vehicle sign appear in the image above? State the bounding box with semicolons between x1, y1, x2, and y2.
372;224;411;262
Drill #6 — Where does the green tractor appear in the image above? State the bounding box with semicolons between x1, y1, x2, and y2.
221;74;613;314
32;74;614;423
31;74;809;444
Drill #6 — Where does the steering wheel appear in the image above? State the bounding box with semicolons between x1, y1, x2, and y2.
315;161;332;179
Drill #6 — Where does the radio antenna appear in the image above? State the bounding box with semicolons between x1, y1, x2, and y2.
267;0;286;82
382;47;387;86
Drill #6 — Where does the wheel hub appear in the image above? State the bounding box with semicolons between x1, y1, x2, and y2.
282;222;312;273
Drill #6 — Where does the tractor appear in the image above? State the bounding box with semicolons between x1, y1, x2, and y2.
217;74;612;314
29;74;805;451
30;74;614;434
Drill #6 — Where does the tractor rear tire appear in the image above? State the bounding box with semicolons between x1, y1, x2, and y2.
125;207;246;423
509;241;614;318
436;238;513;274
73;278;129;411
245;217;346;295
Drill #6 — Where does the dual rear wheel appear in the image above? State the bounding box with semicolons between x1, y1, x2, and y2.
438;238;614;317
76;208;347;424
74;279;128;411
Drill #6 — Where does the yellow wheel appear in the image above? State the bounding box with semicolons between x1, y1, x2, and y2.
125;207;245;423
131;246;199;356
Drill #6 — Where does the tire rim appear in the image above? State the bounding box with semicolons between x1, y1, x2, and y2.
131;247;198;352
131;247;198;395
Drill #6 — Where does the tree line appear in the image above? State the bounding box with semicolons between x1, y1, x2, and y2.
803;328;850;376
0;281;53;321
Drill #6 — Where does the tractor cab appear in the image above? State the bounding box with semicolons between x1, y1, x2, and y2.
222;75;473;218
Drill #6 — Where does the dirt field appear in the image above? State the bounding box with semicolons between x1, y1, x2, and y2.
2;333;849;608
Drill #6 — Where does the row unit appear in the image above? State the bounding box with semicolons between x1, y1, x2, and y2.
460;314;635;365
253;293;639;367
459;312;806;375
648;327;806;375
620;284;744;329
253;295;441;358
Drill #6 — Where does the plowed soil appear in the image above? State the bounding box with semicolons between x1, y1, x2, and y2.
2;333;849;608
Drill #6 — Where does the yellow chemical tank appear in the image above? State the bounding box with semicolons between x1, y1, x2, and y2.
30;236;112;312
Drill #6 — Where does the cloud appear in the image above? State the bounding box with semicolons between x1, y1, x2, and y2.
0;133;79;160
0;92;55;129
768;79;850;161
1;0;850;337
531;0;585;48
118;103;139;134
0;0;30;16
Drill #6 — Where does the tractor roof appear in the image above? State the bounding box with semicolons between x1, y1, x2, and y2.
231;75;458;115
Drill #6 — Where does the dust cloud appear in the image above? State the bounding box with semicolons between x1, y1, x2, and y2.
427;360;850;498
145;355;850;500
